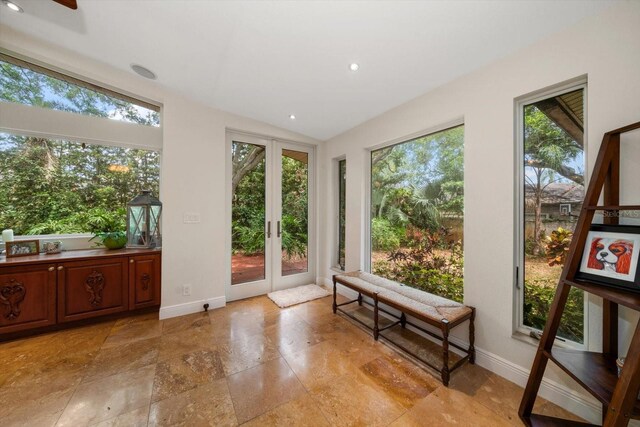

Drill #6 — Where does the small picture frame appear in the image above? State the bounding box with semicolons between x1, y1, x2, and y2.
5;240;40;258
577;224;640;292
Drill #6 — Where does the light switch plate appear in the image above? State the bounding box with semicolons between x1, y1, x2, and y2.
183;212;201;224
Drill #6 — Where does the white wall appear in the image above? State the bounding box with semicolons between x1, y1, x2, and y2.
318;2;640;422
0;27;320;318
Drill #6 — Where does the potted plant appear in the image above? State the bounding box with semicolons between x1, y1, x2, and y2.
90;231;127;250
87;208;128;250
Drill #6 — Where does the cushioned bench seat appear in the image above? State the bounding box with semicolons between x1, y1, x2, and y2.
336;271;472;324
333;271;475;385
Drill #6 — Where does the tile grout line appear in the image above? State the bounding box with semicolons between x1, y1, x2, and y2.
51;321;116;427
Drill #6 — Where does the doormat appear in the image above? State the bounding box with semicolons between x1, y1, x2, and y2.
268;284;329;308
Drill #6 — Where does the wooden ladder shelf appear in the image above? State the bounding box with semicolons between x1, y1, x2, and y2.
519;122;640;427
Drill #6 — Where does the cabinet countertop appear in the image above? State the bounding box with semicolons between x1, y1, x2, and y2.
0;248;161;267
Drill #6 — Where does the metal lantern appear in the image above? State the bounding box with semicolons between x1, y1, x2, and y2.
127;190;162;248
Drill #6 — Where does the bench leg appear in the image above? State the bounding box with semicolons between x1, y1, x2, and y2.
357;292;363;306
441;320;450;386
469;307;476;364
373;292;380;341
332;276;337;314
400;313;407;328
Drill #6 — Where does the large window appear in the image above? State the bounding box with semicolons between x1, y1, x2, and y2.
370;125;464;302
0;133;160;236
518;86;586;344
337;158;346;270
0;54;159;126
0;55;161;238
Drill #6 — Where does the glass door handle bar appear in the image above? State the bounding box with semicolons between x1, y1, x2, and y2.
277;221;281;238
267;221;271;238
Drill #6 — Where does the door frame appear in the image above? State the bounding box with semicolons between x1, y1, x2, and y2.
225;132;273;301
272;140;316;292
225;131;316;301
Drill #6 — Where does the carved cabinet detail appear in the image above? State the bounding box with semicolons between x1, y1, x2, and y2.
85;270;105;306
57;258;128;323
141;273;151;291
1;279;26;320
0;265;56;334
129;254;161;309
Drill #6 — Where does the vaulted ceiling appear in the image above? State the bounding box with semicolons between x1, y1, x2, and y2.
0;0;615;140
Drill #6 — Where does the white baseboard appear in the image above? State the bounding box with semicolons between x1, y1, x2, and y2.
472;345;601;423
322;276;602;424
159;296;226;320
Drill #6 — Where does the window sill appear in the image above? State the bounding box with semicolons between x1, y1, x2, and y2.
1;234;95;252
330;266;345;274
512;329;585;351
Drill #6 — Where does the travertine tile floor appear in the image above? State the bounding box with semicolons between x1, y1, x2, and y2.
0;293;584;426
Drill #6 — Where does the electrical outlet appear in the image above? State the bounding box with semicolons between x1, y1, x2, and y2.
182;284;192;296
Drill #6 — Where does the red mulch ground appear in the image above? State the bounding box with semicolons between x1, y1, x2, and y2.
232;253;308;284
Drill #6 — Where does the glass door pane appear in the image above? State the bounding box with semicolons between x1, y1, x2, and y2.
231;141;267;285
281;149;309;276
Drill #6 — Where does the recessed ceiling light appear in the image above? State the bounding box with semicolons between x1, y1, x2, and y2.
289;114;296;120
2;1;23;13
349;63;359;72
130;64;157;80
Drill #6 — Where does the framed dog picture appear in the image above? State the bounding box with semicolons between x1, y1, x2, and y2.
577;224;640;292
6;239;40;258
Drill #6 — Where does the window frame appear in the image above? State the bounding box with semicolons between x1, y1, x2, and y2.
365;119;464;274
513;78;589;350
334;157;347;271
0;53;163;244
0;51;160;118
0;132;162;243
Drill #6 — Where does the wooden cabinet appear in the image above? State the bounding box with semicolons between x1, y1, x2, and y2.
129;254;161;309
0;248;161;340
57;258;129;322
0;264;57;334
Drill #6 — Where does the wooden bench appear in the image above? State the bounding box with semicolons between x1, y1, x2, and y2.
332;271;475;385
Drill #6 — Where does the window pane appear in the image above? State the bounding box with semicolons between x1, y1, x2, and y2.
522;88;585;343
0;58;159;127
231;141;266;285
370;125;464;302
281;149;309;276
338;159;346;270
0;133;160;235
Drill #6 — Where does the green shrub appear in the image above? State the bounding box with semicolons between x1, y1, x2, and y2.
373;230;463;303
371;217;403;251
232;215;265;255
26;207;126;235
281;214;307;258
524;279;583;343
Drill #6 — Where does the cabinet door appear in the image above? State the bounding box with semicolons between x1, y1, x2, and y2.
129;254;161;309
58;258;128;322
0;264;57;334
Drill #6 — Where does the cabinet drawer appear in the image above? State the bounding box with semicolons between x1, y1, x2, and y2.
58;258;128;322
0;265;56;334
129;254;161;309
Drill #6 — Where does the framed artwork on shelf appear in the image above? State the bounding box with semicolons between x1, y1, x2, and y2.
577;224;640;292
5;239;40;258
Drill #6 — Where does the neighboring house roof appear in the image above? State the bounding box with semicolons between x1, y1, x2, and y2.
525;182;584;204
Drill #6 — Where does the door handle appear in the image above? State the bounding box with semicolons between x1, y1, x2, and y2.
267;221;271;238
277;221;281;238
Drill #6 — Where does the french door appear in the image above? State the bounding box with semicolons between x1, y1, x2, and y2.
226;132;315;301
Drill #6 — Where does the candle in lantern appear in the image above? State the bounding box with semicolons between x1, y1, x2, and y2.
2;229;14;243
